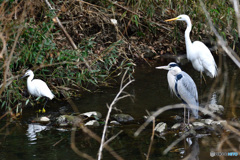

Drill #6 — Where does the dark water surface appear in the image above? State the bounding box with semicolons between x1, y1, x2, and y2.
1;57;240;160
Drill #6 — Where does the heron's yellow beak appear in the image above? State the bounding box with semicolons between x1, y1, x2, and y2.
165;17;179;22
156;66;169;70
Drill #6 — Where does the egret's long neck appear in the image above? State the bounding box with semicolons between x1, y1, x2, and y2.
184;20;193;54
27;74;34;84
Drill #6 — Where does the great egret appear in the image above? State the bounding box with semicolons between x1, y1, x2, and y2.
156;62;199;124
165;14;217;78
21;70;54;110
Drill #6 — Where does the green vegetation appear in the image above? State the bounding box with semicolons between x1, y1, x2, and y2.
0;0;238;113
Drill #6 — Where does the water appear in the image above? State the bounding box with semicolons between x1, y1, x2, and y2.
1;56;240;160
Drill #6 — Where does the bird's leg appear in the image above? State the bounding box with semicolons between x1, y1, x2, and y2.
42;97;49;113
188;109;190;124
200;72;207;85
184;104;186;125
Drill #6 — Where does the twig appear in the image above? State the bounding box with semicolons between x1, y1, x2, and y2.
163;131;191;155
0;24;23;96
71;127;95;160
0;32;6;59
231;0;240;37
199;0;240;68
104;130;123;147
98;69;134;160
52;138;64;147
146;112;155;160
80;125;124;160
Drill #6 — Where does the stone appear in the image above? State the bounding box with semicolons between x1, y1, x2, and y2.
85;120;100;127
154;122;167;133
81;111;102;119
112;114;134;123
192;122;205;127
171;123;181;130
204;104;224;115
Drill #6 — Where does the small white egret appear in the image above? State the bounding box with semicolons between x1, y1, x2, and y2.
156;62;199;124
21;70;54;109
165;14;217;78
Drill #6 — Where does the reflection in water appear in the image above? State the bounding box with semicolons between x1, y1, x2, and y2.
27;124;48;142
210;92;217;105
184;137;200;160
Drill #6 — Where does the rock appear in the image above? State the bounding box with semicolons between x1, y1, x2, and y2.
192;122;206;129
110;121;121;125
85;120;100;127
112;114;134;123
211;120;227;127
154;122;167;133
81;111;102;119
171;123;182;130
56;115;83;127
201;119;213;125
204;104;224;115
39;116;50;122
32;116;50;123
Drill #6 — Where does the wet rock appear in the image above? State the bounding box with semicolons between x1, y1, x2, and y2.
32;116;50;123
112;114;134;123
192;122;206;130
154;122;167;133
85;120;100;127
81;111;102;119
110;120;121;125
59;106;69;114
204;104;224;115
211;120;227;127
56;115;83;127
40;116;50;122
201;119;213;125
192;122;205;127
171;123;182;130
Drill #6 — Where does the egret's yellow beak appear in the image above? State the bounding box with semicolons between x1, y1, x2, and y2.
165;17;179;22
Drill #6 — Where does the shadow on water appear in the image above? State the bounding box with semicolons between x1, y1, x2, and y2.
1;55;240;160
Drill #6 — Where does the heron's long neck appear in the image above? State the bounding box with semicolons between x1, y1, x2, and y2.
185;22;193;53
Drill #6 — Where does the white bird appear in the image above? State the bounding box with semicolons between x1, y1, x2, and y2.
21;70;54;109
156;62;199;124
165;14;217;78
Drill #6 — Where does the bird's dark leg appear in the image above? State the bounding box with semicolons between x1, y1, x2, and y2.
200;72;207;85
188;108;190;124
42;97;48;113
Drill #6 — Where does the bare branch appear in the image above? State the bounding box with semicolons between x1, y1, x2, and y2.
98;68;134;160
199;0;240;68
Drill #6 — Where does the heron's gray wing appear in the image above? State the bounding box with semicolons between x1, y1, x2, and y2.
176;71;199;118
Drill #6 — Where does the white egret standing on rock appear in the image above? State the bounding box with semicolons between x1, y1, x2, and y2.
21;70;54;111
165;14;217;78
156;62;199;124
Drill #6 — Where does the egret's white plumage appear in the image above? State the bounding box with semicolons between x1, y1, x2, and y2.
165;14;217;78
156;62;199;123
22;70;54;100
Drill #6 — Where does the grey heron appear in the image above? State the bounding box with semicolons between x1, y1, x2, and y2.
165;15;217;78
156;62;199;124
21;70;54;111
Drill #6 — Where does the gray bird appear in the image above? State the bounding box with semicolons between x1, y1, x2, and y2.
156;62;199;124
